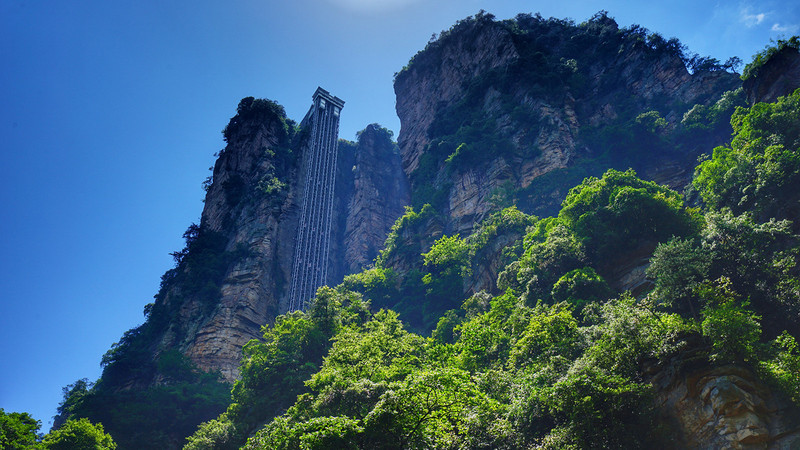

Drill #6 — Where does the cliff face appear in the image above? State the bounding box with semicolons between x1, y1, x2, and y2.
394;12;740;233
744;46;800;104
152;104;408;381
161;101;302;381
342;125;411;274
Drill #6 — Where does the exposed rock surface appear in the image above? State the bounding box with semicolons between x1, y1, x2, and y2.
395;21;519;175
650;350;800;449
158;102;303;381
744;46;800;104
342;125;411;274
393;13;740;232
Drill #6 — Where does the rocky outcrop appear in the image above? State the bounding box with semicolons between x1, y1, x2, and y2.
650;351;800;449
744;46;800;104
394;18;519;175
342;125;410;274
158;100;303;381
394;12;740;231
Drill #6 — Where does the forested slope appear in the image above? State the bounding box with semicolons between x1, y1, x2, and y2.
188;88;800;448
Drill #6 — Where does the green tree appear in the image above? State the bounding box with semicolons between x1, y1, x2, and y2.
760;331;800;404
1;409;43;449
647;237;711;318
516;223;587;304
698;278;762;362
42;418;116;450
550;267;612;312
559;169;699;261
183;413;238;450
694;89;800;224
700;212;800;336
508;303;582;369
361;368;491;449
230;288;369;431
539;365;655;449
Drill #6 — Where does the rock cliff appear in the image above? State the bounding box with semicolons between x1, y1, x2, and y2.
342;125;411;274
394;12;740;233
150;102;408;381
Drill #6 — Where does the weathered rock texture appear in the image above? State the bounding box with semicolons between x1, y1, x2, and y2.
342;125;411;274
650;349;800;449
744;46;800;105
394;12;740;233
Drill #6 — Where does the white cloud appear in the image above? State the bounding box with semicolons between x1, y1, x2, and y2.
741;11;767;27
771;23;800;33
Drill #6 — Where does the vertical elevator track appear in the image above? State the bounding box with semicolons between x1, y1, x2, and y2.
288;87;345;311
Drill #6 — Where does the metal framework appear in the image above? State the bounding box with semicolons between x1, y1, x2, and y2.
288;87;345;312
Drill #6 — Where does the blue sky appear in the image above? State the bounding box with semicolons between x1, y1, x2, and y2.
1;0;798;432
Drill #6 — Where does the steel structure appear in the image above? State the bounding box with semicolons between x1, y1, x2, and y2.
288;87;345;312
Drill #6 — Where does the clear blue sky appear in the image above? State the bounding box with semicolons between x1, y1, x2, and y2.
1;0;797;431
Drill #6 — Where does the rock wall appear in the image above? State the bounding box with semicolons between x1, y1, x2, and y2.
158;102;303;381
342;125;410;274
393;13;740;232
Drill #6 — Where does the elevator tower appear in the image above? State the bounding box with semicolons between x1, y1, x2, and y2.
287;87;345;311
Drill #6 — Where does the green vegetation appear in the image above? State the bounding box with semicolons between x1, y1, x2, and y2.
185;85;800;447
2;411;116;450
344;206;535;333
184;288;371;450
222;97;290;143
1;409;43;449
42;418;116;450
694;88;800;224
681;88;746;132
55;353;229;449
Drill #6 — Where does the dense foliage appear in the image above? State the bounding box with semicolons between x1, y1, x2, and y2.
185;81;800;447
41;418;117;450
54;354;229;449
1;410;117;450
1;409;43;449
344;206;535;332
694;88;800;225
